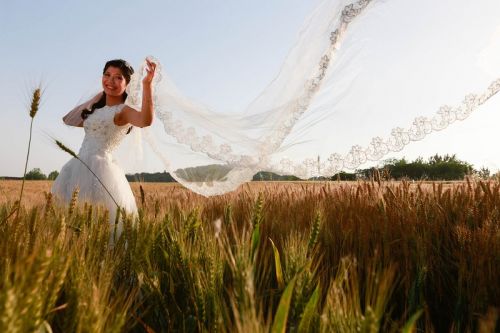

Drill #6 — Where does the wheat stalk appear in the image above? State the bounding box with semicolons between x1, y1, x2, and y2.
29;88;40;118
139;184;145;207
68;187;79;215
16;87;42;220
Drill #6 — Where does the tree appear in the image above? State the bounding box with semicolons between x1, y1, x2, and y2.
358;154;473;181
331;171;357;181
48;170;59;180
476;167;490;180
25;168;47;180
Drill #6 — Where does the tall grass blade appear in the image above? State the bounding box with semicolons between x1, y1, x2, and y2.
271;276;297;333
298;284;319;333
269;238;285;289
401;310;423;333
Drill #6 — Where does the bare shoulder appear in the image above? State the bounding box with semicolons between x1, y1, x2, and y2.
114;105;138;126
122;105;139;113
115;104;153;128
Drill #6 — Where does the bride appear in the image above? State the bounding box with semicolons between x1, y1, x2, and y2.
51;59;157;224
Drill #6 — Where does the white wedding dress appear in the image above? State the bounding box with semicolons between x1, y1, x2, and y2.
51;104;138;224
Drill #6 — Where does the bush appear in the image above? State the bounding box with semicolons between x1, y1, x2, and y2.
48;170;59;180
25;168;47;180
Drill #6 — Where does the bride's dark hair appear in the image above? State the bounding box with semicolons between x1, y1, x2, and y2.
82;59;134;133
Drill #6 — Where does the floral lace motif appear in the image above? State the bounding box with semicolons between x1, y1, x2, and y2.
152;0;373;167
260;0;373;155
78;105;129;157
134;1;500;186
126;56;163;111
271;78;500;179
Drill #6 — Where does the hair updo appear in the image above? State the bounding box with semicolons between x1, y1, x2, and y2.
81;59;134;134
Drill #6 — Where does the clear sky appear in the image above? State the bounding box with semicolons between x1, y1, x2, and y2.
1;0;499;177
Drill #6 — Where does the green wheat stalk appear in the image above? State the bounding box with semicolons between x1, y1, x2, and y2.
307;211;321;257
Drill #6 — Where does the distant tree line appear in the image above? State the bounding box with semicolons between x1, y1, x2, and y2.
258;154;489;181
357;154;477;181
252;171;300;181
125;171;175;182
8;168;60;180
4;154;493;182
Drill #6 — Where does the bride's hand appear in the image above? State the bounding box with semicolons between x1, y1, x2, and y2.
142;58;157;86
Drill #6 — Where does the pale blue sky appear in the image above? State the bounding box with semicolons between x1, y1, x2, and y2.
1;1;499;177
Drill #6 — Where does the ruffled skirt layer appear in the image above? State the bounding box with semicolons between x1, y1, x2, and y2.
51;152;137;229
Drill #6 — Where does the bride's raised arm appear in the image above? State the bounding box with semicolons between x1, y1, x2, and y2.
114;59;157;128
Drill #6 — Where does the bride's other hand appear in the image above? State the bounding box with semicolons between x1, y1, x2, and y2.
63;92;103;127
142;59;157;86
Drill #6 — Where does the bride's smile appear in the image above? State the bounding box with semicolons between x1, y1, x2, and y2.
102;67;126;98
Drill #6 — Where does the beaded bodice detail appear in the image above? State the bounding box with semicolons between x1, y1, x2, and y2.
78;104;129;157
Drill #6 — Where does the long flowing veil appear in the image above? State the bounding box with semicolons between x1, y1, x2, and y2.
126;0;500;196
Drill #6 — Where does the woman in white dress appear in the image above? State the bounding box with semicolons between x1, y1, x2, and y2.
51;58;157;225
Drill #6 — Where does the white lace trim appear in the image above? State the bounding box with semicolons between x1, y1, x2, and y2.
260;0;373;155
152;0;373;167
78;104;128;157
127;1;500;191
270;77;500;179
126;55;164;111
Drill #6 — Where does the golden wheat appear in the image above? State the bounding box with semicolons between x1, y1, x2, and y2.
0;179;498;332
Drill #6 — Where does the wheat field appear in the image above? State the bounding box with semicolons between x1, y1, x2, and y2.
0;179;498;332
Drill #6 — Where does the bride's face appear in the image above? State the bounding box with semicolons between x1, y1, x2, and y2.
102;66;127;97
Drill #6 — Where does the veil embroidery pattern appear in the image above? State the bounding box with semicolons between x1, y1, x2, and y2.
272;78;500;178
134;0;377;168
123;0;499;195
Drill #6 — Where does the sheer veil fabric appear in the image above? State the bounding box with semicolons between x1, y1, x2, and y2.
124;0;500;196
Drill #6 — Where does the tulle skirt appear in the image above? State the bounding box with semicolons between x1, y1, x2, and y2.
51;151;138;227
